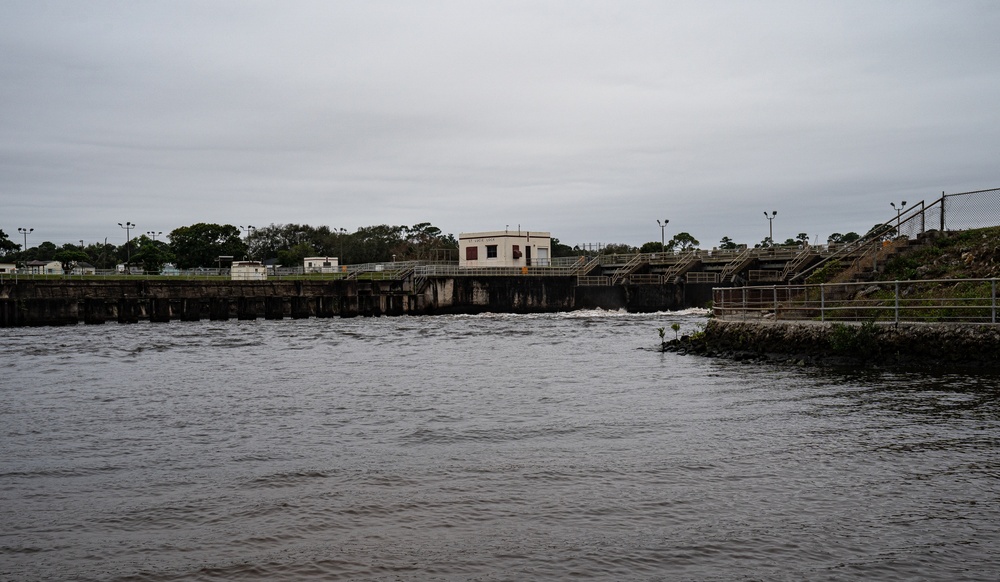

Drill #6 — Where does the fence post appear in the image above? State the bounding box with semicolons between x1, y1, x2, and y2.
742;286;747;321
820;283;825;322
773;285;778;320
941;191;946;231
895;280;900;324
993;278;997;325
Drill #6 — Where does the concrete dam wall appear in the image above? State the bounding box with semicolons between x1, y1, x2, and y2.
0;277;693;327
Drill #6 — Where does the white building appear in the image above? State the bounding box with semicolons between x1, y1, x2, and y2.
71;262;96;275
459;230;551;268
26;260;63;275
0;262;16;274
231;261;267;281
303;256;339;273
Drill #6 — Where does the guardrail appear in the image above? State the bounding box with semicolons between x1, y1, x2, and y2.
714;278;1000;324
413;265;576;277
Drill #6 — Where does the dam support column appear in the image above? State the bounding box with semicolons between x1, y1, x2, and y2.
264;297;285;320
149;298;171;323
291;297;312;319
117;298;141;324
209;298;230;321
83;299;108;325
237;297;258;320
180;299;202;321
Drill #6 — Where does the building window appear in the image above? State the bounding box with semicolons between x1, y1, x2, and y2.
466;246;479;261
486;245;498;258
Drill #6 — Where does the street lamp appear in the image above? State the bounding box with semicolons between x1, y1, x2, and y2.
118;221;135;265
890;201;907;234
337;227;347;262
764;211;777;246
146;231;162;241
656;219;669;253
18;227;33;251
239;226;255;260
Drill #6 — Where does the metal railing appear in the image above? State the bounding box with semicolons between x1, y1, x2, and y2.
413;265;577;277
714;278;1000;324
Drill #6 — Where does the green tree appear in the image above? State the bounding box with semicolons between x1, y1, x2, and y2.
34;241;57;261
719;236;738;250
132;235;175;272
350;224;406;263
168;223;247;269
863;223;894;242
550;238;576;257
0;229;18;256
639;241;663;253
53;248;90;272
668;232;700;251
842;232;861;243
601;243;638;255
277;242;316;268
796;233;809;245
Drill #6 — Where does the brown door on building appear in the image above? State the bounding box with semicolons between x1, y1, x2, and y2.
525;246;532;266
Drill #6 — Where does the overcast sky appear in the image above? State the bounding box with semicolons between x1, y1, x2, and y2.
2;1;998;250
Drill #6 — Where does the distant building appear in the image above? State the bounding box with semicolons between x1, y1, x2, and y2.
231;261;267;281
303;256;339;273
459;230;551;268
26;260;63;275
160;263;181;276
0;262;16;274
71;262;96;275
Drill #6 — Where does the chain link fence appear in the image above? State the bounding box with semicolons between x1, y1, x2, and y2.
941;187;1000;232
871;187;998;242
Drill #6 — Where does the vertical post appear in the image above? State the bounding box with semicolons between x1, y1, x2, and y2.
820;283;825;322
773;285;778;320
894;281;900;324
742;286;747;321
940;191;946;232
992;278;996;324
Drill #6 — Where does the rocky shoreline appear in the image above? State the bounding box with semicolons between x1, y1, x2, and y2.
662;319;1000;369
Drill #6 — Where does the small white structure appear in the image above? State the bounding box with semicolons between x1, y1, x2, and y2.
0;262;16;274
459;230;551;268
71;262;96;275
26;260;63;275
303;256;339;273
231;261;267;281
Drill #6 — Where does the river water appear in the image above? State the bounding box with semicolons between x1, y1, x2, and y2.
2;310;999;581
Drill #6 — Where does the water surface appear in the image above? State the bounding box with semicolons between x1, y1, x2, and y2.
2;311;999;580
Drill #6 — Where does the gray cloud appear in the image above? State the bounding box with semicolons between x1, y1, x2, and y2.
2;1;998;250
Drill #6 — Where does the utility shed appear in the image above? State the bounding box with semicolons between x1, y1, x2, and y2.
231;261;267;281
303;257;339;273
459;230;551;268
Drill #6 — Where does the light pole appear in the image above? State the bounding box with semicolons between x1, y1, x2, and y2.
656;219;669;252
239;226;255;260
764;211;777;246
146;231;162;241
890;201;907;234
18;227;33;252
118;221;135;266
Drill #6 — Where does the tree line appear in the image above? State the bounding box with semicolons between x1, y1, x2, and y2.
0;222;890;272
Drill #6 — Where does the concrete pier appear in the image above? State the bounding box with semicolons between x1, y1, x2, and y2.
0;276;695;327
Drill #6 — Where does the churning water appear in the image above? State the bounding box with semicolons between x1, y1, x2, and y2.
2;311;999;581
